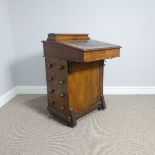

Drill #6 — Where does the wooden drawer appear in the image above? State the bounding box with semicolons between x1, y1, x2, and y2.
47;81;67;92
46;58;68;74
47;86;68;102
46;58;68;83
47;77;67;87
48;97;68;115
84;49;120;62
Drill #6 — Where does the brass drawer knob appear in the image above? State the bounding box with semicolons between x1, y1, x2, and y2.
48;89;55;93
48;77;54;81
50;100;55;105
59;93;65;97
58;65;64;70
60;106;65;110
47;64;53;68
58;80;64;84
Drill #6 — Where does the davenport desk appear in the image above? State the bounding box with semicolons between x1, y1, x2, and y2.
42;33;121;127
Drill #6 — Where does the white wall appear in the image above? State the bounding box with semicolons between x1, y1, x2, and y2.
7;0;155;87
0;0;15;96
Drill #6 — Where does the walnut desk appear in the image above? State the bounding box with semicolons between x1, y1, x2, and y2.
42;33;121;127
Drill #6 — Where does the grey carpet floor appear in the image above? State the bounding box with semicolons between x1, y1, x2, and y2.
0;95;155;155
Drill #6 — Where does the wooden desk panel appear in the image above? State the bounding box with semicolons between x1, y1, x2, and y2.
68;61;103;117
84;48;120;62
47;33;90;41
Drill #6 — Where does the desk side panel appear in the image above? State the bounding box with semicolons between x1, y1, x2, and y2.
68;61;103;117
43;41;84;61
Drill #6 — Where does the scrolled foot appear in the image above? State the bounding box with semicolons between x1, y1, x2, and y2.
98;95;106;110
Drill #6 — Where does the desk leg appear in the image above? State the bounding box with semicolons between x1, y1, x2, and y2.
68;108;77;127
98;95;106;110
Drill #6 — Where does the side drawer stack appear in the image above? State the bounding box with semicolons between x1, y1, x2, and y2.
45;58;69;116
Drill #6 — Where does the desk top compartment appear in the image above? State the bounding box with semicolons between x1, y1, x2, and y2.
42;33;121;62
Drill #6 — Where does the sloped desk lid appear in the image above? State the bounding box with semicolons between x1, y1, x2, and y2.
43;33;121;62
58;40;121;52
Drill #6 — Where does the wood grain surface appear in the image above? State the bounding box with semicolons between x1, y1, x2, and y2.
68;61;103;116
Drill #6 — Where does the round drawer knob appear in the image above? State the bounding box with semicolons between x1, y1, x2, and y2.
48;89;55;93
58;65;64;70
60;106;64;110
68;116;71;121
48;77;54;81
50;100;55;105
59;93;65;97
59;80;64;84
47;64;53;68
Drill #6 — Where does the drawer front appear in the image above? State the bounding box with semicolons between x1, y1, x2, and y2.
45;58;69;114
46;58;68;79
47;77;67;92
48;97;68;115
47;85;68;102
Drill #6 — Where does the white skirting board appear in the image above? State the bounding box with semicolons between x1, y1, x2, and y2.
104;87;155;95
0;87;17;108
16;86;47;94
0;86;155;108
